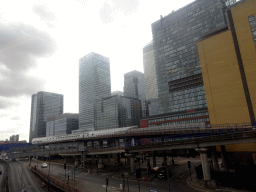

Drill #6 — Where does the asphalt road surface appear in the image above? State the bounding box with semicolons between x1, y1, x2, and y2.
30;157;201;192
8;161;44;192
0;164;5;191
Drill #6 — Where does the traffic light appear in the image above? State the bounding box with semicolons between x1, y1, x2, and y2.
106;177;109;186
75;165;78;171
64;163;66;169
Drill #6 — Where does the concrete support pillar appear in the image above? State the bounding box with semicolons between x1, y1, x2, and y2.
196;148;216;189
127;157;130;165
98;156;104;169
130;156;135;173
125;153;135;173
116;153;120;165
211;146;220;171
152;151;156;167
108;154;110;163
115;140;119;147
98;140;103;147
81;152;86;168
146;156;151;170
75;159;80;166
221;145;228;171
163;150;167;166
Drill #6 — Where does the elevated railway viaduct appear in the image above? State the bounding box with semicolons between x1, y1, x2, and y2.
8;123;256;188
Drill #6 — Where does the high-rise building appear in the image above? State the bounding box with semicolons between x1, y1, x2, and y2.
123;70;146;117
143;40;158;101
95;95;141;130
78;52;111;132
29;91;63;142
143;41;161;116
197;0;255;125
141;0;237;127
196;0;256;179
10;135;19;142
148;0;235;123
46;113;79;136
111;90;123;96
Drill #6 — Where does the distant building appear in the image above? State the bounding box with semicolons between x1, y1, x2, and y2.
111;91;123;96
10;135;19;142
46;113;79;136
78;52;111;132
123;70;146;117
95;95;141;130
143;40;158;101
29;91;63;142
143;41;161;116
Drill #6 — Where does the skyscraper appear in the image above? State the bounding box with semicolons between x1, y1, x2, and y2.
151;0;231;115
143;41;161;116
95;95;141;130
78;52;111;132
123;70;146;117
143;40;158;101
46;113;79;136
29;91;63;142
140;0;237;128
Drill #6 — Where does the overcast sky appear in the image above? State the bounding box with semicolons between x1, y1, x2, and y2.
0;0;210;141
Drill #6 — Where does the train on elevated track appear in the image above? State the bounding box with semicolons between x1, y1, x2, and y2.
32;122;255;145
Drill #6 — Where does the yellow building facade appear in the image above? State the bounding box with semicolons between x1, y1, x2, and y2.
197;0;256;155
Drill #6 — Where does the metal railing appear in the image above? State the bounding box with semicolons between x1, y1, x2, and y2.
30;166;84;192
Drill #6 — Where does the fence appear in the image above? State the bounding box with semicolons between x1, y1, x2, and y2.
30;166;85;192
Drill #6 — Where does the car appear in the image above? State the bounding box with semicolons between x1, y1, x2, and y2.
41;163;48;168
152;166;172;179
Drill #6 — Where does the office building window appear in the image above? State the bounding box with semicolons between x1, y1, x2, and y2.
249;15;256;47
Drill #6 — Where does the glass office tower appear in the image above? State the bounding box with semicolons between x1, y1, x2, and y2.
78;52;111;132
46;113;79;136
151;0;230;115
29;91;63;142
123;70;146;117
95;95;141;130
143;41;158;101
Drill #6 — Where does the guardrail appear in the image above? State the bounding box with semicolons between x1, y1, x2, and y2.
125;130;256;150
30;166;84;192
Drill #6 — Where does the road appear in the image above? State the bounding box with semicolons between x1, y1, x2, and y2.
8;161;44;192
30;157;201;192
0;164;6;191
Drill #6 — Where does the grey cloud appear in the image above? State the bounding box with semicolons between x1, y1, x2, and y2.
75;0;88;5
1;127;20;134
0;23;55;72
99;0;140;24
0;98;20;109
33;5;56;22
0;23;55;107
10;116;21;120
33;5;56;28
112;0;140;15
0;70;46;97
99;2;114;24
